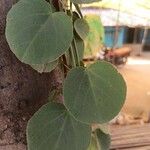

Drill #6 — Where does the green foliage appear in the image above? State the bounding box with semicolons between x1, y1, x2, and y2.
74;18;89;40
27;103;91;150
84;15;105;58
64;61;126;124
65;35;84;66
5;0;126;149
66;12;85;64
6;0;73;64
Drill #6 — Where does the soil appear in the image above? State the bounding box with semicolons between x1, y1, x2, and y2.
114;53;150;125
121;55;150;119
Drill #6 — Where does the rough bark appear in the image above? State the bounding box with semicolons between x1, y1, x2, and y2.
0;0;62;149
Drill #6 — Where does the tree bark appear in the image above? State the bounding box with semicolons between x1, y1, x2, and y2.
0;0;62;149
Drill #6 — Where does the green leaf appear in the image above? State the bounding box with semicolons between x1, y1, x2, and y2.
74;18;89;40
84;15;104;58
64;61;126;124
27;102;91;150
65;36;84;65
96;129;111;150
71;0;101;4
31;60;58;73
6;0;73;64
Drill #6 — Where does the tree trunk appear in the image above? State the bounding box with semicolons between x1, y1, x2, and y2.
0;0;62;149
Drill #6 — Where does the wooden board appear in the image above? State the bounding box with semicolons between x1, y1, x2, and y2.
110;124;150;150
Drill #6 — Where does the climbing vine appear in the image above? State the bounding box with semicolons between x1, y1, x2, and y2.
5;0;126;149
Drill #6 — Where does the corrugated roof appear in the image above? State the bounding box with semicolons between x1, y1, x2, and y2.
82;0;150;27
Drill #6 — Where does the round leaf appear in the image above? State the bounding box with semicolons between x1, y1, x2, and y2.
74;18;89;40
71;0;101;4
64;61;126;124
6;0;73;64
31;60;58;73
27;103;91;150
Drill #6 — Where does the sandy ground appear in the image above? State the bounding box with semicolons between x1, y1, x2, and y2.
118;52;150;123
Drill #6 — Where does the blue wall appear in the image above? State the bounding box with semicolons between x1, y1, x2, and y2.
104;26;126;48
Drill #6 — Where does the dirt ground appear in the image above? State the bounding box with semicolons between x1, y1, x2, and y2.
117;52;150;124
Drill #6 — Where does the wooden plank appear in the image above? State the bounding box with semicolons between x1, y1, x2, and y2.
110;124;150;149
120;145;150;150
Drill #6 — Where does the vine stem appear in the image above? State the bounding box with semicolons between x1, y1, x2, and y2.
73;39;80;66
69;46;76;68
62;54;68;77
94;131;101;150
70;2;73;15
70;2;80;67
74;3;83;18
